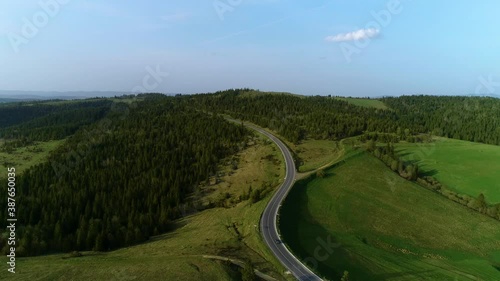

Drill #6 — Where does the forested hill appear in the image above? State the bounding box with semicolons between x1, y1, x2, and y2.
188;89;399;143
188;89;500;145
0;99;113;142
0;95;250;256
381;95;500;145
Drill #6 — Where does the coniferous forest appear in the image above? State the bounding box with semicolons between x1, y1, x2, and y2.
0;100;113;142
0;95;249;255
1;90;499;257
189;89;500;145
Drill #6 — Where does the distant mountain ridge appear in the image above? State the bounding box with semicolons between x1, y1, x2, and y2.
0;90;184;103
0;90;128;101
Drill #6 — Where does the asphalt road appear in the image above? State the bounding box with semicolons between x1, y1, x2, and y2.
240;122;323;281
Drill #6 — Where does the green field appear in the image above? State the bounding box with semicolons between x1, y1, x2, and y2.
1;133;290;281
0;140;65;174
237;90;303;98
280;150;500;281
230;119;344;174
335;97;388;109
290;139;343;173
396;138;500;204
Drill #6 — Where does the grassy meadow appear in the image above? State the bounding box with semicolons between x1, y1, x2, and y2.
335;97;388;110
280;150;500;281
290;139;343;173
226;118;344;174
1;133;291;281
201;134;285;207
396;137;500;204
0;139;65;174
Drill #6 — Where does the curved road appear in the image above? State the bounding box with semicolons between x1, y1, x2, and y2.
241;122;323;281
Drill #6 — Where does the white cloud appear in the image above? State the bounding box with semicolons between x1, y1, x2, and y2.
325;28;380;42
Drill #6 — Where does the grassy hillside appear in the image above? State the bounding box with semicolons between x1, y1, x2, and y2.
235;90;303;99
396;138;500;204
280;150;500;281
287;139;343;173
1;133;290;281
0;139;65;174
225;118;344;174
335;97;388;109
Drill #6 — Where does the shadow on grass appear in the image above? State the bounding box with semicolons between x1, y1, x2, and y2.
419;169;439;177
135;219;188;245
279;175;371;281
278;170;437;281
397;152;412;158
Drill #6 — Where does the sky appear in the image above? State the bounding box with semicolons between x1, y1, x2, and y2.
1;0;499;96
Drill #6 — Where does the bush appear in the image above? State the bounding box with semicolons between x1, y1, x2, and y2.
316;169;326;178
68;251;83;258
250;188;262;204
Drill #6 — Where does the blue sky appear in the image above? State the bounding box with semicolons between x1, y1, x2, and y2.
1;0;499;96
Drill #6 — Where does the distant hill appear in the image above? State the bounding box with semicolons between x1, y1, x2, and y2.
0;90;129;101
0;97;42;103
0;90;186;103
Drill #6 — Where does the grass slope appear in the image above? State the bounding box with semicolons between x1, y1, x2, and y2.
202;135;284;206
226;118;344;174
335;97;388;110
280;150;500;281
1;134;290;281
396;138;500;204
290;139;343;173
0;140;65;174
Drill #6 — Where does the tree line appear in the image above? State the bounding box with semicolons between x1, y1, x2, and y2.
363;137;500;222
366;140;419;181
